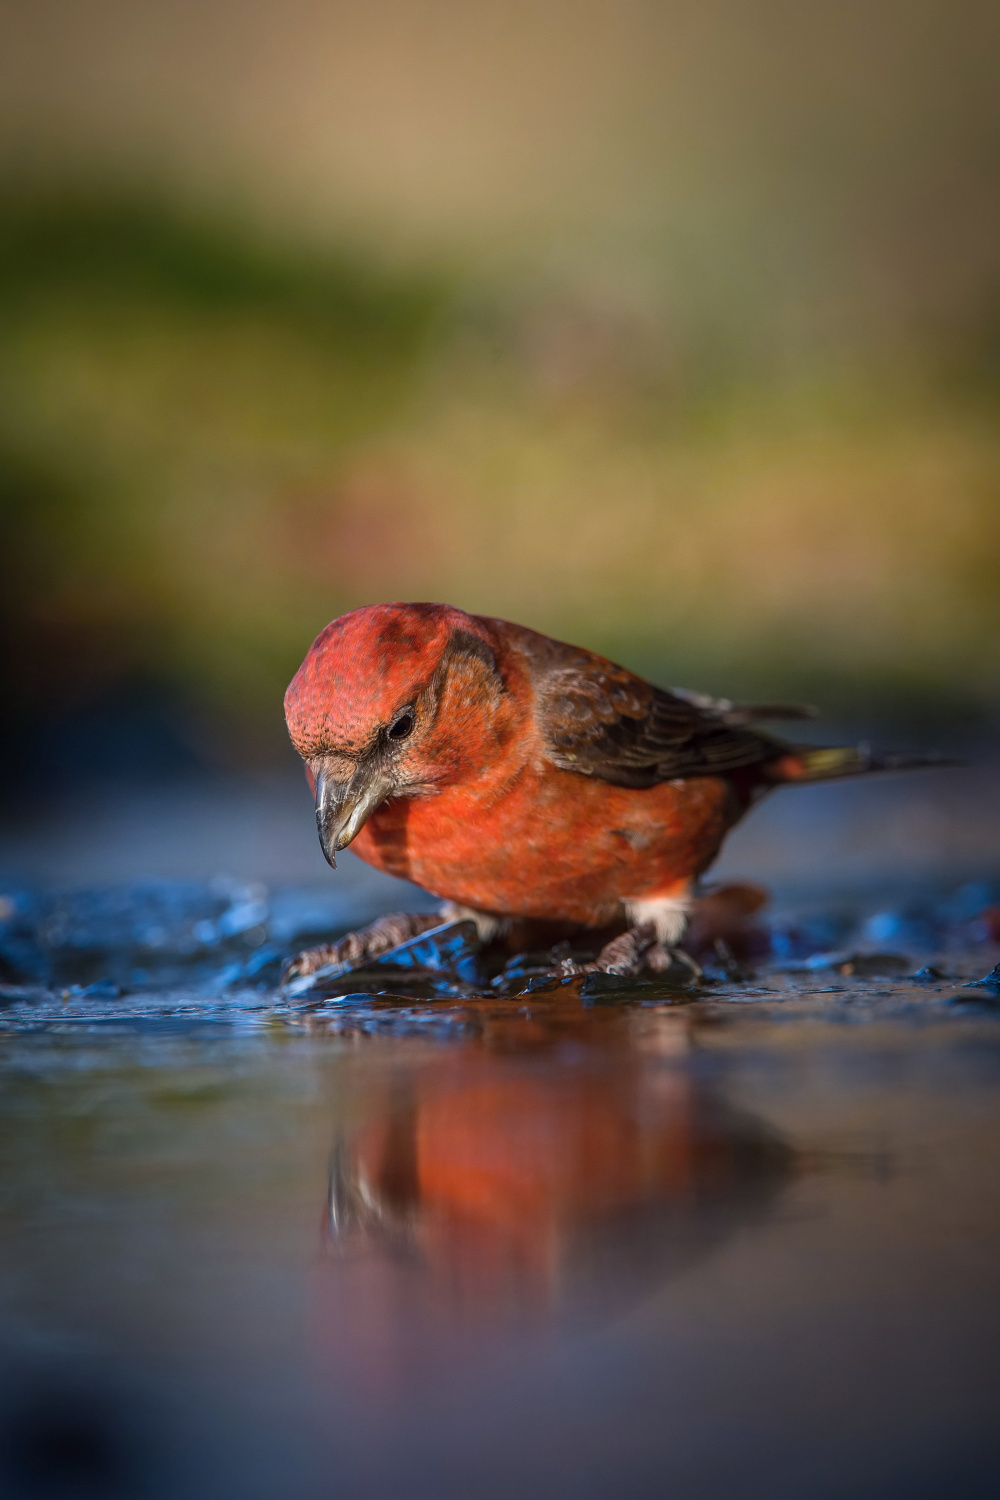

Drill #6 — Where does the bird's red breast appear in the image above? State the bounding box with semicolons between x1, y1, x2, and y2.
284;602;790;929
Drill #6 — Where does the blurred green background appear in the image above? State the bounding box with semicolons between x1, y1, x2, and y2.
2;0;999;787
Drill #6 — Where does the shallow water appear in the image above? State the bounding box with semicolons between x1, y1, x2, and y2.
2;866;1000;1499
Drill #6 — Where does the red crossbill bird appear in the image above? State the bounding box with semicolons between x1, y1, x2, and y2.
283;602;947;980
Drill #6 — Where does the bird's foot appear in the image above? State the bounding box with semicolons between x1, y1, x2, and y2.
280;912;443;989
647;942;703;982
561;923;703;981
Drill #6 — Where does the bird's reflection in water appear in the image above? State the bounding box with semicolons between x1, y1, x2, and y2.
316;1002;798;1394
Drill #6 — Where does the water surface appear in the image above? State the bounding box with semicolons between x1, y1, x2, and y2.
3;953;1000;1498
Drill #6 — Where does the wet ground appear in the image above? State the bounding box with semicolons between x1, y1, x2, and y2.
2;768;1000;1498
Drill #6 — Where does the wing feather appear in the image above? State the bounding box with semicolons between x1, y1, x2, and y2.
533;649;788;788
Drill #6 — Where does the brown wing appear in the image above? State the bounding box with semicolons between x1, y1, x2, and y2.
531;646;790;789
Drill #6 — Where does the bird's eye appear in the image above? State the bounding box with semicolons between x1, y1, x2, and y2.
388;712;414;740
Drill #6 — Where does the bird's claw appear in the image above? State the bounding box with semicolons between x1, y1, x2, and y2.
560;923;703;981
644;941;702;980
280;912;442;990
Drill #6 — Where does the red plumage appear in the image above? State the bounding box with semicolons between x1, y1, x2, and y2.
284;602;827;940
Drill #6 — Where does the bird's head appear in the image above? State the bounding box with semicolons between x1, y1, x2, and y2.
284;602;513;866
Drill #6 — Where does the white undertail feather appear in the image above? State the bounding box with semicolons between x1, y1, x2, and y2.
441;896;693;946
623;892;693;946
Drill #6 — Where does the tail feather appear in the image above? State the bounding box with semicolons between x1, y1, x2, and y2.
776;744;960;784
673;688;817;725
727;701;818;725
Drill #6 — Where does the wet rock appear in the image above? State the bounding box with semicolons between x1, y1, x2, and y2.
491;943;594;995
64;980;123;1001
580;970;696;1003
962;962;1000;995
370;920;481;976
775;951;909;976
1;872;997;1018
287;920;483;997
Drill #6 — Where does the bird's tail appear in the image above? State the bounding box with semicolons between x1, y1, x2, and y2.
769;743;959;784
